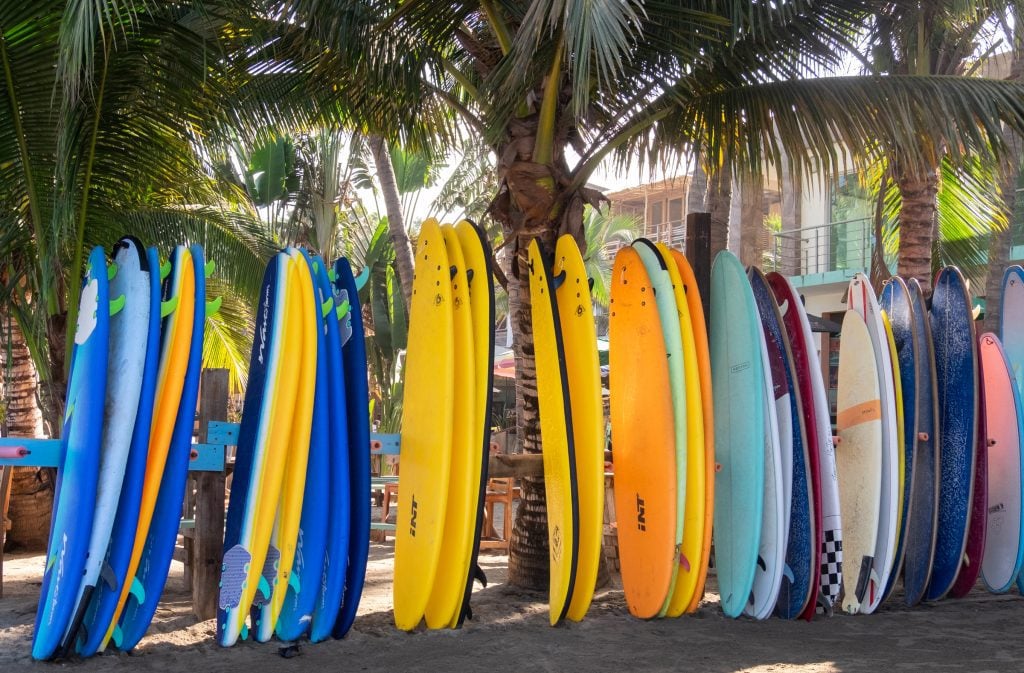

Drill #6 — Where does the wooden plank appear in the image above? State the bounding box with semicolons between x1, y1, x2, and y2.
486;453;544;479
192;369;228;620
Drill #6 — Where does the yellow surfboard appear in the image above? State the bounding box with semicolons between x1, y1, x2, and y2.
657;243;706;617
424;225;477;629
449;220;494;628
528;239;579;626
668;250;716;614
552;234;604;623
101;246;195;648
256;248;318;641
609;247;676;619
395;219;455;631
882;312;905;559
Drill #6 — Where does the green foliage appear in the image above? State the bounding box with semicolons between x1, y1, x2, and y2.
582;205;639;308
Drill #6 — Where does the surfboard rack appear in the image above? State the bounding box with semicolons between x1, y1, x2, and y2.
0;437;226;471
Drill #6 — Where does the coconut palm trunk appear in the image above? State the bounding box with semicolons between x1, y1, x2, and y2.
369;135;416;309
896;168;941;288
707;165;733;259
1;314;52;551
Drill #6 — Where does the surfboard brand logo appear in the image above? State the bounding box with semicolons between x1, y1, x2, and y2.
551;525;562;561
48;532;69;624
990;502;1006;514
636;494;646;531
730;361;750;374
409;495;419;536
257;282;271;365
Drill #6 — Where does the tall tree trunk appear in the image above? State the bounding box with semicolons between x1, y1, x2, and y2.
780;154;803;276
369;135;416;310
687;155;708;217
896;167;940;289
1;315;53;551
739;174;765;268
984;29;1024;333
706;166;732;260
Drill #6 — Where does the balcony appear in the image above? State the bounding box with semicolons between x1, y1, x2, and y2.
766;217;895;287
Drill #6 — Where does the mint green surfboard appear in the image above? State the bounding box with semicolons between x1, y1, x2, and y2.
632;239;686;616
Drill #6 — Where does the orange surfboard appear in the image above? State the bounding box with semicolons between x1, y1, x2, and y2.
609;247;677;619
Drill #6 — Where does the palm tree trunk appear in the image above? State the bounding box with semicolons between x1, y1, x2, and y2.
369;135;416;310
706;165;732;259
739;174;764;267
780;153;803;276
896;167;940;288
687;156;707;216
1;314;52;551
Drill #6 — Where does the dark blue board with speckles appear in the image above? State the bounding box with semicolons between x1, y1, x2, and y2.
879;278;917;602
750;269;814;619
926;268;978;601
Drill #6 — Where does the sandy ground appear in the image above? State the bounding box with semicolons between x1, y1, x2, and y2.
4;545;1024;672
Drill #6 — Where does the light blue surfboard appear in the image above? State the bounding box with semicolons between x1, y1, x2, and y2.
32;246;110;660
710;250;765;618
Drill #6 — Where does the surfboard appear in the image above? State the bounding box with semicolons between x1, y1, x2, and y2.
558;235;604;622
253;248;317;642
75;245;161;656
308;255;352;643
116;245;205;651
453;220;494;628
331;257;372;639
60;238;150;654
528;239;579;625
767;272;837;617
882;313;906;592
395;220;455;630
277;251;331;641
632;240;686;615
835;310;883;615
927;266;978;601
32;246;110;660
424;225;477;629
710;251;765;619
98;245;195;651
751;268;814;620
903;278;940;606
978;333;1024;593
1000;265;1024;398
949;345;988;599
878;278;917;604
609;246;676;619
745;278;786;621
657;244;704;617
669;251;716;614
847;273;899;613
218;252;301;647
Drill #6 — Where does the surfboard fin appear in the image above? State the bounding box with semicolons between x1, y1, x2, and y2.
783;564;795;584
288;573;301;594
205;260;216;278
588;276;595;292
257;575;272;602
473;563;488;588
160;260;172;280
107;263;118;281
679;553;691;573
206;296;223;317
328;268;337;282
552;269;567;289
466;268;475;285
321;298;335;318
240;622;249;641
161;296;179;318
757;555;767;572
100;562;118;589
129;576;146;605
109;294;126;316
111;624;124;649
354;266;370;291
336;298;350;320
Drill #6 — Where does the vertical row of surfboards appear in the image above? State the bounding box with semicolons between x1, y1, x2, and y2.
32;239;214;660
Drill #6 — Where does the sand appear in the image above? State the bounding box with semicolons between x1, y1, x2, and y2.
4;544;1024;671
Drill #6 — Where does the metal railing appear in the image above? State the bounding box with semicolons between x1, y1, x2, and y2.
767;217;881;277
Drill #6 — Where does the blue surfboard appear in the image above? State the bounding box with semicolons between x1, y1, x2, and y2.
32;246;110;660
879;277;917;602
116;245;206;650
76;246;162;655
309;256;352;643
276;251;331;641
926;267;978;601
750;269;814;619
331;258;371;639
710;251;765;618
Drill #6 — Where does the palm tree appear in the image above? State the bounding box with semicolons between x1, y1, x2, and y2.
268;0;1024;588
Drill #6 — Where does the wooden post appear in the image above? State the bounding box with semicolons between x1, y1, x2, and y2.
685;212;712;327
192;369;228;620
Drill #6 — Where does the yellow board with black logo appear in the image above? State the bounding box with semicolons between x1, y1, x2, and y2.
423;225;477;629
553;235;604;622
395;219;455;631
528;238;579;626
